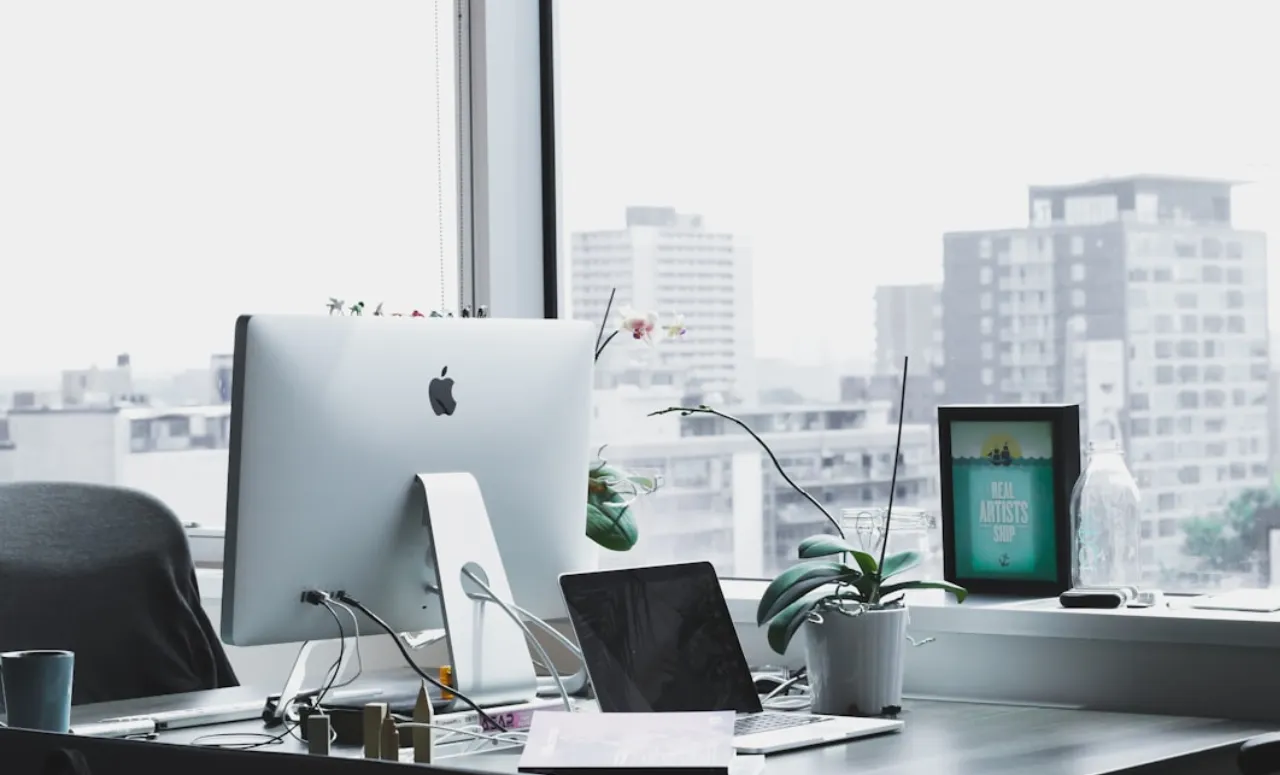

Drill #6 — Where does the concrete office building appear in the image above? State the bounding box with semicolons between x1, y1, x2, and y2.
601;393;940;579
840;374;937;428
874;283;943;378
943;175;1270;580
2;388;938;580
61;353;136;407
570;206;756;403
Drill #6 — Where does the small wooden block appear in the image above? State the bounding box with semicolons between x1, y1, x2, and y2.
306;713;331;756
412;681;434;764
363;702;388;759
379;715;400;761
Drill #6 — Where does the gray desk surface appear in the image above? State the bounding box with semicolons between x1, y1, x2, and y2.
71;687;1272;775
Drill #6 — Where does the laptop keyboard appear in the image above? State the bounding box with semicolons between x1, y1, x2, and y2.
735;712;825;736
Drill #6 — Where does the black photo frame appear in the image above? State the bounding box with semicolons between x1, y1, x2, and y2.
938;404;1080;597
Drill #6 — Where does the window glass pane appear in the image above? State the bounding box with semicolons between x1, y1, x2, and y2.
558;0;1275;591
1;3;460;540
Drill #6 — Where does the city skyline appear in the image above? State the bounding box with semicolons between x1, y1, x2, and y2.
6;2;1280;374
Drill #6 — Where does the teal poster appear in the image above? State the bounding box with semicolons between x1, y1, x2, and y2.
950;420;1058;581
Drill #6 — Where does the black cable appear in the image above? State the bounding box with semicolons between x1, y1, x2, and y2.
333;591;507;732
192;600;348;750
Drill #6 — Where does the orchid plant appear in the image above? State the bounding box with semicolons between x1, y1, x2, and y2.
649;358;966;656
324;291;682;552
587;288;686;550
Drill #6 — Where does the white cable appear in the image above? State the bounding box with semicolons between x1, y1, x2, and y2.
461;568;572;711
505;601;590;696
762;674;803;702
508;602;584;658
327;599;364;687
762;696;812;711
395;721;526;746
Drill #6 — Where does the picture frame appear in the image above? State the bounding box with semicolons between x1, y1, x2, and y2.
937;404;1081;597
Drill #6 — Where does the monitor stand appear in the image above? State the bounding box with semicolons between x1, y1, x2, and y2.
414;472;539;709
269;473;534;723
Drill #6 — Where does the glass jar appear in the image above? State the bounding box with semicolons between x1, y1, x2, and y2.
839;507;938;583
1070;440;1143;587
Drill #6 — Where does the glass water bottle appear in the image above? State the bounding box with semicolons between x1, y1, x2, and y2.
1070;440;1143;588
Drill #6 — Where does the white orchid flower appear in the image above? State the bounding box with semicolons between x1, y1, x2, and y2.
618;307;658;343
664;313;687;338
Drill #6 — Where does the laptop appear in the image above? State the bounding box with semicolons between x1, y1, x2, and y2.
558;561;904;755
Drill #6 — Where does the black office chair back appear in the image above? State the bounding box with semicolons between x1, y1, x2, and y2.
0;482;237;708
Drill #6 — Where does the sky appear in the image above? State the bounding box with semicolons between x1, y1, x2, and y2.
2;0;1279;376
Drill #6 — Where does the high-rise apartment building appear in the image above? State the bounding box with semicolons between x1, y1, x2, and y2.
571;207;756;402
874;284;942;377
943;175;1270;576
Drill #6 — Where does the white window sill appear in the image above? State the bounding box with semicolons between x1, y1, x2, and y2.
197;563;1280;653
196;567;1280;719
720;577;1280;650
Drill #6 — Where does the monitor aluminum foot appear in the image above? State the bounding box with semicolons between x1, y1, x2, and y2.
415;472;539;709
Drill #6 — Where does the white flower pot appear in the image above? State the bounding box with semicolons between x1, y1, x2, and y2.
803;606;908;717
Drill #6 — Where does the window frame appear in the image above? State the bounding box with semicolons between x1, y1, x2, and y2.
188;0;558;563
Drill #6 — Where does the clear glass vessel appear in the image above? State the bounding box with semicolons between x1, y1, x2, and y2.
840;507;937;584
1070;440;1143;587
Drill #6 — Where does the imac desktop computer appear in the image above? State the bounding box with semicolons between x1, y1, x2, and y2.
221;314;596;709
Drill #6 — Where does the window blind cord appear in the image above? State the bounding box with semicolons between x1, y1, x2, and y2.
434;0;446;313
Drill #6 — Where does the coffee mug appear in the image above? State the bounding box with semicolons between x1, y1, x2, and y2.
0;650;75;733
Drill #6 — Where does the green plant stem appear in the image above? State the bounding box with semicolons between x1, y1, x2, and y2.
649;406;844;540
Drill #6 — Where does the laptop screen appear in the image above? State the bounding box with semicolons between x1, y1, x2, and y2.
560;562;762;714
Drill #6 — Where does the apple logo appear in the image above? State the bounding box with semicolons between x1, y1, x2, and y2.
429;366;457;416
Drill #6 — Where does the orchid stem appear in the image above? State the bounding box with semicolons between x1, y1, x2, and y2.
875;356;910;590
595;330;619;361
648;405;844;540
594;288;617;362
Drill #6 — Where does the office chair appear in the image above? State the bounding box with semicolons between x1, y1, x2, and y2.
0;482;237;709
1241;733;1280;775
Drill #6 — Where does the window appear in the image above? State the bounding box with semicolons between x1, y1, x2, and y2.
556;1;1276;591
3;5;463;553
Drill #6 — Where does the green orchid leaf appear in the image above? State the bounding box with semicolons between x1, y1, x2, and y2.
765;588;832;655
756;561;861;625
585;500;638;551
880;550;922;579
853;575;879;601
796;534;878;574
877;579;968;603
